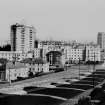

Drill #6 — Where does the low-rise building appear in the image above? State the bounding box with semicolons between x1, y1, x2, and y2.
0;58;49;82
5;62;28;81
22;58;49;75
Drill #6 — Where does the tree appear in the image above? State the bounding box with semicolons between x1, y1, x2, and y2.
0;44;11;51
89;87;105;100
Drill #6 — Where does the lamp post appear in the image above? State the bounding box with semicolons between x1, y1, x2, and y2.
88;60;90;72
88;50;90;72
79;57;80;80
93;52;95;88
9;68;11;85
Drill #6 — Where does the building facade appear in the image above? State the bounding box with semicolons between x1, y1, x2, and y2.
0;51;27;61
63;46;85;64
85;45;101;62
0;59;49;82
11;23;36;52
24;58;49;75
5;62;28;81
97;32;105;50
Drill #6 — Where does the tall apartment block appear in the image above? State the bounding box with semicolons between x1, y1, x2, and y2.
97;32;105;50
10;23;36;52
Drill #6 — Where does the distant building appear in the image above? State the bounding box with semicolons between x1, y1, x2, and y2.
38;40;64;62
85;45;101;62
10;23;36;52
97;32;105;50
63;46;85;64
38;40;64;49
0;51;27;61
27;48;43;59
0;63;6;81
46;51;62;65
100;50;105;61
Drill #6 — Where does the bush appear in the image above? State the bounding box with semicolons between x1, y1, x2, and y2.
89;87;105;100
75;97;92;105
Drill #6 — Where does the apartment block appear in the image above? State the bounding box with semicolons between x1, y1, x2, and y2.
85;45;101;62
11;23;36;52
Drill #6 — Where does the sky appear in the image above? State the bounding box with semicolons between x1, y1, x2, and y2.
0;0;105;43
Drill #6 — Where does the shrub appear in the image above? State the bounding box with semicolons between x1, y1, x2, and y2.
75;97;92;105
89;87;105;100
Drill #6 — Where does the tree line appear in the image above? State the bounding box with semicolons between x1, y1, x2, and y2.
0;44;11;51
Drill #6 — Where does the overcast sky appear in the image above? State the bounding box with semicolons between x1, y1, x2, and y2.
0;0;105;43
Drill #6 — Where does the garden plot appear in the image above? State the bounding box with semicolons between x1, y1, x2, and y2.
28;87;83;99
56;83;93;90
81;77;104;82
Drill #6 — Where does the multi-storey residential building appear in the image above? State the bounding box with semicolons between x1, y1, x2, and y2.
70;48;84;63
63;45;85;64
10;23;36;52
85;45;101;62
97;32;105;50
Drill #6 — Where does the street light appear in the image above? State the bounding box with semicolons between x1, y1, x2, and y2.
78;57;80;80
88;50;90;72
88;60;90;72
93;52;95;88
9;68;11;85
